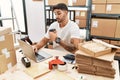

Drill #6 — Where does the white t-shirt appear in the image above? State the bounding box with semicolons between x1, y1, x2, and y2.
44;20;80;48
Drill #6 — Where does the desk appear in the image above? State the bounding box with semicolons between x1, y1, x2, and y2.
0;47;120;80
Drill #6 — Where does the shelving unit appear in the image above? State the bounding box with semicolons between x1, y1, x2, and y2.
90;1;120;43
44;0;92;40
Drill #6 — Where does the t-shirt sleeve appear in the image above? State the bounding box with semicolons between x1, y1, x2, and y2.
70;23;80;39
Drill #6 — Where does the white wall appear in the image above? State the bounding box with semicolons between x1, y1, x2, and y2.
25;0;45;42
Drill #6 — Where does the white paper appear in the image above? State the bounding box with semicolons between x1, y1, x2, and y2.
2;48;10;58
80;12;86;17
92;21;98;28
106;5;112;11
0;35;5;41
76;11;80;16
92;5;95;11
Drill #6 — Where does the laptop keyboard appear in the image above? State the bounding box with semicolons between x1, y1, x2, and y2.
35;52;45;60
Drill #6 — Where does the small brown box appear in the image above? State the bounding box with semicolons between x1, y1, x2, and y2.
72;0;86;6
91;18;117;37
107;0;120;3
78;41;112;57
75;10;87;20
75;19;87;28
48;0;68;5
92;4;106;13
106;4;120;14
92;0;107;4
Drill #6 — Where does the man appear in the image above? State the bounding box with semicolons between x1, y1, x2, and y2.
33;3;81;53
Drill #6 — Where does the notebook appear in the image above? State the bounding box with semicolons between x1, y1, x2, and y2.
18;39;53;62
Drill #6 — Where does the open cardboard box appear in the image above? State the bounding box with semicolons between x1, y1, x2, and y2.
78;40;111;57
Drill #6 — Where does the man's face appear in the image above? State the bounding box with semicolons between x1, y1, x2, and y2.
53;9;67;23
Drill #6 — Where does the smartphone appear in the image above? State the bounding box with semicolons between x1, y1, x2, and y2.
49;29;56;32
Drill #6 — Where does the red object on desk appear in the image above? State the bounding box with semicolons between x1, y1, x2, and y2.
49;56;64;70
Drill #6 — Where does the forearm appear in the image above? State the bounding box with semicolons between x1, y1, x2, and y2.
35;37;49;50
59;40;78;53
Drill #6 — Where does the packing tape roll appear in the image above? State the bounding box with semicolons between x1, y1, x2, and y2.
58;62;67;71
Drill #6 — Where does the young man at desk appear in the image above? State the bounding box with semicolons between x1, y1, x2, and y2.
33;3;82;53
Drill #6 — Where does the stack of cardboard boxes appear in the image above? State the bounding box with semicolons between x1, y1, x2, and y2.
0;27;17;74
91;0;120;44
75;41;116;78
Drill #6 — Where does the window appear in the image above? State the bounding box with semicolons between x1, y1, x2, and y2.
0;0;27;34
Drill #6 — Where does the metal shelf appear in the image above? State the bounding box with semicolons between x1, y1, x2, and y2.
90;35;120;41
92;14;120;19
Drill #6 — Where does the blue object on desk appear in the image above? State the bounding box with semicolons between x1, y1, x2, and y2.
63;54;75;64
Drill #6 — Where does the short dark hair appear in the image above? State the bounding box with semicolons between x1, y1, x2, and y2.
52;3;68;11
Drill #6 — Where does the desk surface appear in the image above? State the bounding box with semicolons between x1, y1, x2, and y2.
0;47;120;80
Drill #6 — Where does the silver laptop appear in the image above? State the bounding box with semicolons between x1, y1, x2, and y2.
18;39;53;62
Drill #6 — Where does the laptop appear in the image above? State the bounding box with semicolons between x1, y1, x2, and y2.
18;39;53;62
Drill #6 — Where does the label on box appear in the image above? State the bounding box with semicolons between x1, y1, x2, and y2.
0;35;5;41
7;63;12;69
80;12;85;17
2;48;10;58
92;5;95;11
92;21;98;27
76;11;80;16
106;5;112;11
72;0;77;3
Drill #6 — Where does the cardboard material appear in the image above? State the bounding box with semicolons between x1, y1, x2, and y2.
0;54;7;74
75;54;92;65
48;0;68;5
91;18;117;37
72;0;86;6
0;27;12;36
0;34;14;51
0;27;17;74
75;10;87;20
106;4;120;14
24;63;51;79
78;41;112;57
75;19;87;28
107;0;120;3
92;4;106;13
92;0;107;3
115;20;120;38
75;49;116;78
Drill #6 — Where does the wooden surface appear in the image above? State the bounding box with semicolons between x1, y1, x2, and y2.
0;47;120;80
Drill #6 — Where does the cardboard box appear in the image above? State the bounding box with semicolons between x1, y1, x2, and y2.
107;0;120;3
115;20;120;38
75;10;87;20
91;18;117;37
75;53;93;65
92;0;107;4
92;4;106;13
96;66;115;74
0;49;17;74
106;4;120;14
48;0;68;5
0;34;14;51
78;41;112;57
0;54;7;74
75;19;87;28
0;27;12;36
72;0;86;6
